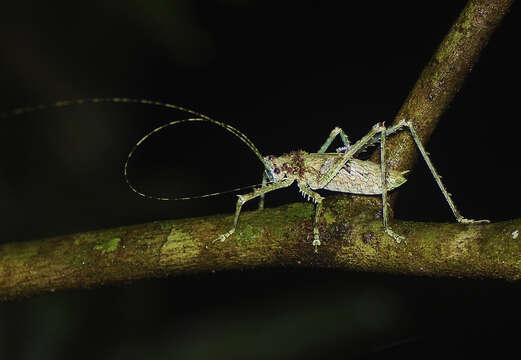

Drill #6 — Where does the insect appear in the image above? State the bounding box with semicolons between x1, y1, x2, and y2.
2;98;489;252
204;119;490;252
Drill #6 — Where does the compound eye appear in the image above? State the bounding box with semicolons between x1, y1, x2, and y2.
274;167;280;174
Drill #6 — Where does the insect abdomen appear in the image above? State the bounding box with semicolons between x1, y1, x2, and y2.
318;159;407;195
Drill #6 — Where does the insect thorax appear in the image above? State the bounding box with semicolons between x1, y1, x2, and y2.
263;151;308;182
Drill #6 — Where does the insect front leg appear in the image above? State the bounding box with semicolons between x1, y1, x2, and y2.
213;178;294;244
258;171;268;210
317;127;351;153
297;182;324;253
386;119;489;225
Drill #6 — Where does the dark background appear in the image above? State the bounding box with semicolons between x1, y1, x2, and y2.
0;1;519;359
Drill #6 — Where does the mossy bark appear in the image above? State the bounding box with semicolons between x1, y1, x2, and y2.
2;195;521;301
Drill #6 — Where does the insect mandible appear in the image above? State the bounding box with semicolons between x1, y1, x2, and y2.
2;97;490;252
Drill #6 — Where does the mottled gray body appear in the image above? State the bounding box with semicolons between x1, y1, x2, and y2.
297;153;407;195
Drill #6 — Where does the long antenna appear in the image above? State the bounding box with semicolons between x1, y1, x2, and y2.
2;97;268;200
124;117;269;200
1;97;266;164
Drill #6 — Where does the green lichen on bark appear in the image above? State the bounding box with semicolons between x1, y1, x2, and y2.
94;237;121;254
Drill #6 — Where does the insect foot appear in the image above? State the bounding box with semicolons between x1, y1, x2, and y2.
384;228;405;244
211;194;249;246
313;238;321;253
212;229;235;244
458;218;490;224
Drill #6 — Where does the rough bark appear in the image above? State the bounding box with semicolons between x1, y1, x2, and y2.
370;0;514;173
2;195;521;301
0;0;516;301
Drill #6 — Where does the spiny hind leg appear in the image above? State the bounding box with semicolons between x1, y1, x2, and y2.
317;127;351;153
379;123;406;243
214;179;294;244
314;123;405;243
387;119;489;225
297;182;324;253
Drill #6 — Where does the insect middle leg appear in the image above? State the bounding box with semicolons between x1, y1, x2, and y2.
297;181;324;253
215;178;294;243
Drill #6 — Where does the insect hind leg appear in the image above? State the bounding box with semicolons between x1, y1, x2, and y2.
379;123;405;243
386;119;489;225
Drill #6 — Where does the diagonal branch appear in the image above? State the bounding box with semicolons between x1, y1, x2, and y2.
371;0;514;172
0;0;516;301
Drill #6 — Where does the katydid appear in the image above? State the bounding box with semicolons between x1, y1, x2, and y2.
2;97;489;252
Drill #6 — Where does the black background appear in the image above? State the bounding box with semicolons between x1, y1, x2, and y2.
0;1;520;359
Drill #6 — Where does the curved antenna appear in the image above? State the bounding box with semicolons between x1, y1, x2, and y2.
2;97;270;200
124;118;269;201
1;97;266;165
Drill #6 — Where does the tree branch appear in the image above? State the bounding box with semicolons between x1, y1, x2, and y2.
2;196;521;301
371;0;514;173
0;0;516;301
